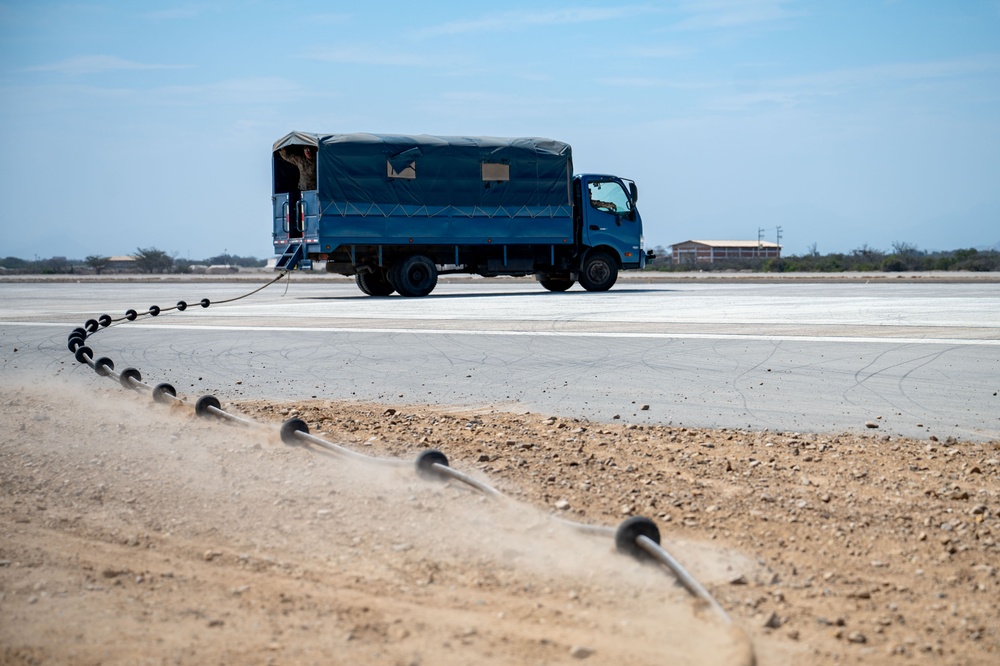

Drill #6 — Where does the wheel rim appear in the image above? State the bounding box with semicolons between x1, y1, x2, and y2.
587;261;610;283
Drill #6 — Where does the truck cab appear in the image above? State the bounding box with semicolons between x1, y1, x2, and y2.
576;174;645;270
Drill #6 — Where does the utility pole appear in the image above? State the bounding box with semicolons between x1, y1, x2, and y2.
757;227;765;257
776;226;782;246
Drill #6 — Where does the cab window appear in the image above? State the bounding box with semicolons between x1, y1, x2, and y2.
587;180;631;216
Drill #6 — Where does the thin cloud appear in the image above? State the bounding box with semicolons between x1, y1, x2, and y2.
629;44;695;59
305;46;446;67
419;6;661;36
143;6;203;20
23;55;190;76
671;0;799;31
707;55;1000;111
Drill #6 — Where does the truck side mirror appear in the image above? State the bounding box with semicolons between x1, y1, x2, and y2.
629;182;638;204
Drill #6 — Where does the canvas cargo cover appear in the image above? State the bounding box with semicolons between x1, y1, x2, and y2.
273;132;572;209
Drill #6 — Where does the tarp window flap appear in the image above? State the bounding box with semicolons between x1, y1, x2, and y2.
387;147;420;180
481;162;510;181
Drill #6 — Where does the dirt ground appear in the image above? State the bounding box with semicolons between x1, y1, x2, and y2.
1;379;998;665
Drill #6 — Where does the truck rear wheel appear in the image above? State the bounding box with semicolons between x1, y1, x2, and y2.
539;275;575;292
356;269;395;296
393;255;438;297
579;252;618;292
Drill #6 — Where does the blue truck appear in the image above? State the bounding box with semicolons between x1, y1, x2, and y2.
272;132;650;297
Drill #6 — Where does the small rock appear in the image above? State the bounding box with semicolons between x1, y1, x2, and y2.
555;499;571;511
865;421;880;429
203;550;222;562
729;574;748;585
763;612;782;629
640;404;650;411
570;645;595;659
847;631;867;644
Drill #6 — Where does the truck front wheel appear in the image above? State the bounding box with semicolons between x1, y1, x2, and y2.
356;269;395;296
579;252;618;292
393;255;438;297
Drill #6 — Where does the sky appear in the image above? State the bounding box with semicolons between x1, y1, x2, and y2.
1;0;999;261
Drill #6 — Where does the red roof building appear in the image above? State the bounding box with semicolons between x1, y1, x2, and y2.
671;240;782;264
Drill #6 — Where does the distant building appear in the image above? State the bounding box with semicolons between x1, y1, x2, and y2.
107;256;138;272
671;240;781;264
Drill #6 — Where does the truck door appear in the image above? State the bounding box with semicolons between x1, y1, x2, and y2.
272;192;291;240
581;177;641;264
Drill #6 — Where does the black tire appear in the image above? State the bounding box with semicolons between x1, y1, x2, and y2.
151;383;177;404
615;516;661;561
394;255;438;297
195;395;221;417
118;367;142;389
356;269;395;296
416;449;449;480
280;418;309;445
540;275;575;292
94;357;115;377
579;251;618;292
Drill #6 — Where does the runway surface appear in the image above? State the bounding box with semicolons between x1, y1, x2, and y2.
2;276;998;441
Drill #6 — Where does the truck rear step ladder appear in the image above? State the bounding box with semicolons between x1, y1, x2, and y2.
275;242;312;270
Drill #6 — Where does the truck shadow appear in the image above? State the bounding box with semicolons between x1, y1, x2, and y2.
301;287;679;301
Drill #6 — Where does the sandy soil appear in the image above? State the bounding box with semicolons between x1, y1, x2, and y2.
1;380;998;665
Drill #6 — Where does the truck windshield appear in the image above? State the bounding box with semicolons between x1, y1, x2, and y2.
587;180;632;216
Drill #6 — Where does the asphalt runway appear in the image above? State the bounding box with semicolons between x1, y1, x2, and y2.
2;276;998;442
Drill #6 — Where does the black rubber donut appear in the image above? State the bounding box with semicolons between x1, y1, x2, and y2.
125;309;138;321
415;449;450;480
614;516;661;561
98;314;112;327
195;395;221;417
148;305;160;317
200;298;211;308
74;346;93;364
118;367;142;389
151;383;177;404
68;337;84;352
84;319;99;333
70;328;87;340
176;300;187;311
94;357;115;377
280;418;309;445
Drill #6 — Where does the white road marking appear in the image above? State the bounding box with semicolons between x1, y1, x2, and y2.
11;321;1000;346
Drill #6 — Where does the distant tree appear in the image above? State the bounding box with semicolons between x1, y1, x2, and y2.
204;253;266;268
133;247;174;274
807;242;819;257
47;256;71;274
891;241;919;257
85;255;110;275
849;244;885;271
